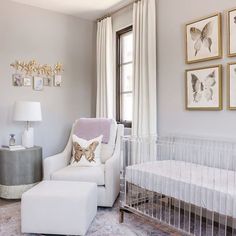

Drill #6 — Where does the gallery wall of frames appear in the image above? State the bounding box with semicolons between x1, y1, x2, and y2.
10;60;64;91
185;8;236;110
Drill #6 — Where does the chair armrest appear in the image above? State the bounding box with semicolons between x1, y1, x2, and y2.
43;134;72;180
105;145;120;184
104;125;124;205
104;145;121;204
43;152;69;180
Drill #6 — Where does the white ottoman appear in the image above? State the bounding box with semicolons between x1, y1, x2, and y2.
21;180;97;236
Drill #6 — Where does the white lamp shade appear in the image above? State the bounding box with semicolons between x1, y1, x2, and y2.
13;101;42;122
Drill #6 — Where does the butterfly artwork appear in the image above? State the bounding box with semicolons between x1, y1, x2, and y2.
228;63;236;109
228;9;236;56
190;21;213;56
186;14;222;63
191;70;216;103
186;66;222;110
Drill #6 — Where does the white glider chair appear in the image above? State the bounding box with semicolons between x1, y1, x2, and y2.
43;119;124;207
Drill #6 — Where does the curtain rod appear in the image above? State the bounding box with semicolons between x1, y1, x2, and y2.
97;0;140;22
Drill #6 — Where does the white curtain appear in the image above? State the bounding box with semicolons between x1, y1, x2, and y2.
132;0;157;136
96;17;114;118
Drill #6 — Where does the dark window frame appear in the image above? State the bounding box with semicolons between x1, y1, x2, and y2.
116;25;133;128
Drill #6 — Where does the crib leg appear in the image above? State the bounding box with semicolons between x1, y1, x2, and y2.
119;208;124;223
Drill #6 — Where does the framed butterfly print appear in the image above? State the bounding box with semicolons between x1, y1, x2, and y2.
185;13;222;64
228;62;236;109
228;9;236;57
185;65;222;110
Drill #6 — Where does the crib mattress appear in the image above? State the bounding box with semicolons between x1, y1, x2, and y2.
126;160;236;218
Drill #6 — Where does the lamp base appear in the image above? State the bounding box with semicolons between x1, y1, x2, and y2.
22;128;34;148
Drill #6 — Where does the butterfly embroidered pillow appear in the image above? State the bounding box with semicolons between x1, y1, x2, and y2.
70;135;103;167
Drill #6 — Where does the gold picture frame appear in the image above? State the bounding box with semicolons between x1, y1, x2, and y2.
12;74;23;87
33;76;44;91
227;62;236;109
54;75;62;87
23;77;32;87
185;65;222;110
43;77;52;86
227;8;236;57
185;13;222;64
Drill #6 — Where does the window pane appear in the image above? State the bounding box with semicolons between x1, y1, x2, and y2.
121;32;133;63
121;93;132;121
121;64;132;92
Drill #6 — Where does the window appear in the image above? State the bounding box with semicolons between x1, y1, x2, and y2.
116;26;133;128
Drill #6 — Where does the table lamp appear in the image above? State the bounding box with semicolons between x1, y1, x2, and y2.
13;101;42;148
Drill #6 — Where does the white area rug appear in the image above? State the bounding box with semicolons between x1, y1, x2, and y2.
0;201;175;236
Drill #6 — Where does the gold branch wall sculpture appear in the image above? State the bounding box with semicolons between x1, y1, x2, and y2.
10;60;64;77
10;60;64;90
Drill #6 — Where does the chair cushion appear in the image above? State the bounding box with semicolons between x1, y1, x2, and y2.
51;165;105;186
100;119;117;163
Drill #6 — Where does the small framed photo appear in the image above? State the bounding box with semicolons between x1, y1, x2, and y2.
12;74;23;87
43;77;52;86
185;65;222;110
23;77;32;87
228;62;236;109
186;13;222;64
54;75;62;87
228;9;236;57
33;76;43;91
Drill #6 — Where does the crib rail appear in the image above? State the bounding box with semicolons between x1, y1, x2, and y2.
120;135;236;236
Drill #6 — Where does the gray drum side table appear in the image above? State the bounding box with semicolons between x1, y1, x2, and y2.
0;146;42;199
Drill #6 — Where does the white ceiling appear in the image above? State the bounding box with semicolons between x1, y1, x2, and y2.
10;0;132;21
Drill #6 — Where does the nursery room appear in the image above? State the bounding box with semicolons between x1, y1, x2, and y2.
1;0;236;235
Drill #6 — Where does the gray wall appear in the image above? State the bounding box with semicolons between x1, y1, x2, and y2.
158;0;236;139
0;0;96;157
113;0;236;140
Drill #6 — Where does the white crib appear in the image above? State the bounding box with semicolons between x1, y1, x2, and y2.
120;135;236;236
